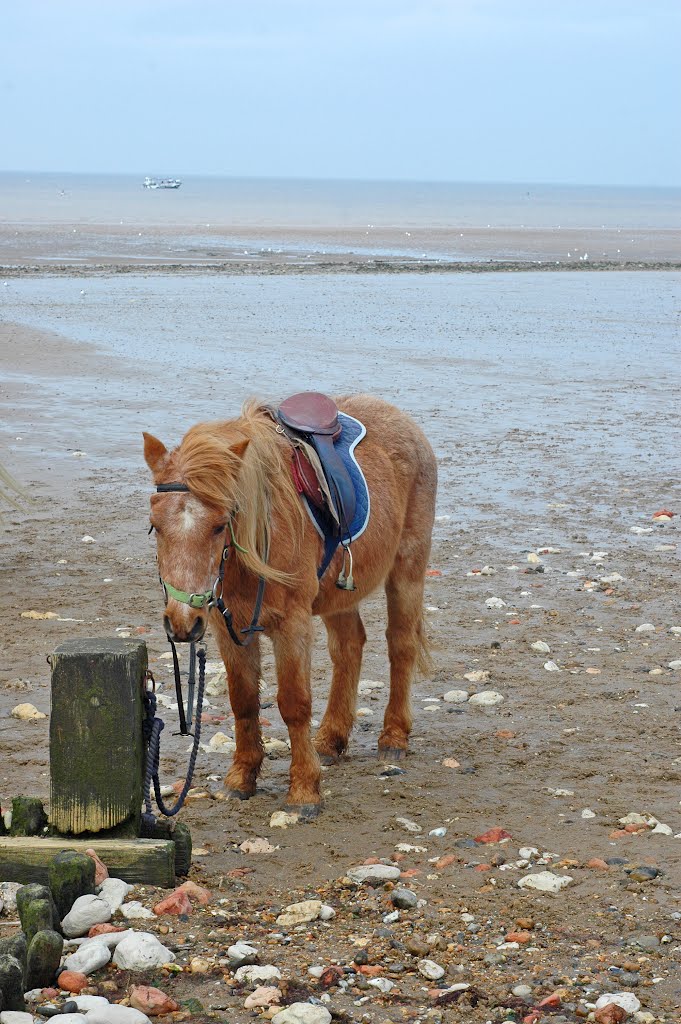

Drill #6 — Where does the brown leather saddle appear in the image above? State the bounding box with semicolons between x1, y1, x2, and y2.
275;392;356;536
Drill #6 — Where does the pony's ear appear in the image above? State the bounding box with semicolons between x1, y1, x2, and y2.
230;437;250;460
143;432;169;474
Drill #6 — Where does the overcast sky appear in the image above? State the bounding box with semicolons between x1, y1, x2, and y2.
2;0;679;186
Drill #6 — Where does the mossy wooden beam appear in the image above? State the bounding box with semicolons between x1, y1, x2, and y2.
50;638;147;835
0;838;175;887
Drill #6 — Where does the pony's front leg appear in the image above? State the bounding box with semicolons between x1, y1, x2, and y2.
271;616;321;817
213;620;264;799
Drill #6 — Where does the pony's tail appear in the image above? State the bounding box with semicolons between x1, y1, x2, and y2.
415;614;433;677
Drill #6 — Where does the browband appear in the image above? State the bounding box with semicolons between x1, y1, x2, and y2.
156;483;190;493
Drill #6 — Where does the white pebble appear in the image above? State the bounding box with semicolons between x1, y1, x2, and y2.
118;901;155;921
347;864;401;884
64;941;111;975
272;1005;331;1024
235;964;282;984
418;958;445;980
635;623;655;633
544;660;561;672
228;940;258;959
485;597;506;609
531;641;551;654
594;992;641;1014
97;877;131;913
367;977;395;992
112;932;175;970
464;670;489;683
517;871;573;893
270;810;300;829
519;847;539;859
443;689;469;703
10;703;47;721
396;816;422;832
71;996;110;1010
86;1008;151;1024
61;894;112;938
468;690;504;707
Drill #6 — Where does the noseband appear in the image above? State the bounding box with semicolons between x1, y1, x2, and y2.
153;482;266;647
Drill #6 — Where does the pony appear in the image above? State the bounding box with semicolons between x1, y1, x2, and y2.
143;394;437;816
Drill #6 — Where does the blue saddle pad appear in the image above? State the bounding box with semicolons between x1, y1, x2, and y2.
303;412;370;578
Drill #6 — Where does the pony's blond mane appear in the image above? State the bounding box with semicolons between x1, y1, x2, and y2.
173;401;305;586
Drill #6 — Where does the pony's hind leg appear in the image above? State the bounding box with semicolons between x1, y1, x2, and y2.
315;609;366;764
271;615;322;815
214;623;264;799
379;543;431;760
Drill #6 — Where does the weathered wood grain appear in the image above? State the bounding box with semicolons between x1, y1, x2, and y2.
49;638;147;835
0;837;175;887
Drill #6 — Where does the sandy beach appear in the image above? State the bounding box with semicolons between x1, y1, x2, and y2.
1;266;680;1020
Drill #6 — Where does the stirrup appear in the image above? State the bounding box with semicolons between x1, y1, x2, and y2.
336;544;356;591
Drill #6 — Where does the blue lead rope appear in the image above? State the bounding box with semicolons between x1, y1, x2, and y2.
141;646;206;827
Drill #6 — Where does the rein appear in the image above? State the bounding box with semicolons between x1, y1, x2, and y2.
141;648;206;828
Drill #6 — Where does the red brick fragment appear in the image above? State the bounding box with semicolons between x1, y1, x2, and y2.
178;880;211;905
594;1005;627;1024
88;923;126;938
58;971;89;994
434;854;457;869
84;848;109;886
153;890;193;916
130;985;180;1016
474;827;512;844
505;930;532;944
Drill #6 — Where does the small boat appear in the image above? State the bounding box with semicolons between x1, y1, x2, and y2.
143;177;182;190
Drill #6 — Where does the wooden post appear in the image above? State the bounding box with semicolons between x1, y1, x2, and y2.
0;838;175;887
49;638;147;836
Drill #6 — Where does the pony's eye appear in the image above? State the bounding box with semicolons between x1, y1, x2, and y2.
213;524;227;536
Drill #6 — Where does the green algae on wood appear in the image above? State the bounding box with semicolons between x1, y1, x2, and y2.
49;637;147;835
0;837;175;887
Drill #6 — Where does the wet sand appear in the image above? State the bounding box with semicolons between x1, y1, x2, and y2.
1;222;680;272
1;271;680;1020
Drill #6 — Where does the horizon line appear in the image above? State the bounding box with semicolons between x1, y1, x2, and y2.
1;169;680;191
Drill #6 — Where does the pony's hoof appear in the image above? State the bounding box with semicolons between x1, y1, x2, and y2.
318;753;339;767
285;802;321;822
227;788;254;801
378;746;407;762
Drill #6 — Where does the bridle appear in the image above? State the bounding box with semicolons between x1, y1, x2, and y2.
152;482;266;648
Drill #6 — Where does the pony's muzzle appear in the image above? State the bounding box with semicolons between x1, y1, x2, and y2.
164;614;206;644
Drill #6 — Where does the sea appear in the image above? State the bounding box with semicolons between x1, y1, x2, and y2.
0;173;679;265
